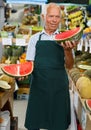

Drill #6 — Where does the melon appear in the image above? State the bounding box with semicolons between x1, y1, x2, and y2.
85;99;91;112
1;61;33;77
76;76;91;99
0;80;11;91
54;27;83;43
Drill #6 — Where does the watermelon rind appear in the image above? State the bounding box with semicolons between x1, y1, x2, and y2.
54;27;83;43
1;62;33;78
84;99;91;112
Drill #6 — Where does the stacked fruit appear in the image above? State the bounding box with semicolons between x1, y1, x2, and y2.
19;52;26;63
66;6;85;29
1;45;23;64
22;14;38;26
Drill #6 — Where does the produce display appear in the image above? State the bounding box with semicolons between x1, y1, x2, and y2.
74;52;91;67
69;50;91;100
66;6;86;29
83;69;91;78
17;28;30;35
77;64;91;70
1;61;33;77
22;14;38;26
60;5;87;31
2;25;16;32
69;67;81;84
1;45;24;64
54;27;83;43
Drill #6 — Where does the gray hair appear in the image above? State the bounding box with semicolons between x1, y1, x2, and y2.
42;3;61;17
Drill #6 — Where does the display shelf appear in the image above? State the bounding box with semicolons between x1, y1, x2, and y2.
69;75;91;130
0;79;15;117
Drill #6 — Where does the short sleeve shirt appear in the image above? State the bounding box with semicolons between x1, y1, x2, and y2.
26;29;59;61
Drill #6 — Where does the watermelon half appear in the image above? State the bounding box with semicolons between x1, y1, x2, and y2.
85;99;91;112
1;61;33;77
54;27;83;43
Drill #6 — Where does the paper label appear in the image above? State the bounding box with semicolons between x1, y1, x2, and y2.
16;38;26;46
2;38;12;45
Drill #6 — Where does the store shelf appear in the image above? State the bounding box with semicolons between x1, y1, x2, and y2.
69;75;91;130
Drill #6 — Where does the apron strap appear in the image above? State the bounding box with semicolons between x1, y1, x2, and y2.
39;33;44;41
38;31;60;41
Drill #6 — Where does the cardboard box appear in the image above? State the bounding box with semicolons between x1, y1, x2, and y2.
17;93;29;100
17;87;30;100
17;87;30;94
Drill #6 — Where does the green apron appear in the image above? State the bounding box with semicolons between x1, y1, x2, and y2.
25;34;71;130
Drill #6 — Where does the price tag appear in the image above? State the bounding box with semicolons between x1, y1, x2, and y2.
73;91;79;111
2;38;12;45
16;38;26;46
81;107;87;130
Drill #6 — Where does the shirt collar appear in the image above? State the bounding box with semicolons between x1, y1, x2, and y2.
40;29;59;35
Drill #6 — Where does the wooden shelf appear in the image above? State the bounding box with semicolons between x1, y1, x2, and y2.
0;80;15;117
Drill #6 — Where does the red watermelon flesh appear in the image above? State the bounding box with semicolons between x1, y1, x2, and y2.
54;27;83;42
85;99;91;112
1;61;33;77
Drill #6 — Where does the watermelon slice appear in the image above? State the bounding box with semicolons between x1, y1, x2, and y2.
85;99;91;112
1;61;33;77
54;27;83;43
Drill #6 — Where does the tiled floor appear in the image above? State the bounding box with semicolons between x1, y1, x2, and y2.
13;100;28;130
13;99;48;130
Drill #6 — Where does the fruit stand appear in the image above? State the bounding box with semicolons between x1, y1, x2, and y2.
0;78;15;117
69;75;91;130
0;2;91;130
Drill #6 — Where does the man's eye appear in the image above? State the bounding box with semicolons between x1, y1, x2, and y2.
56;16;60;18
49;15;53;18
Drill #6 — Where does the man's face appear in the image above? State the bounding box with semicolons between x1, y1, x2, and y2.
43;7;61;32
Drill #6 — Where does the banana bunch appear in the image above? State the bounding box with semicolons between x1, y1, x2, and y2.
68;10;82;19
67;6;84;29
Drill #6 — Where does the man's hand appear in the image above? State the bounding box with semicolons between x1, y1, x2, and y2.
61;40;79;50
16;76;28;81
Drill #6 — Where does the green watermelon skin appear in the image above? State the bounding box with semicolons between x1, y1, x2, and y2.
54;27;83;43
1;61;33;77
85;99;91;112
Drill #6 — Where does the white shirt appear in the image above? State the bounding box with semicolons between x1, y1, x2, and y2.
26;29;59;61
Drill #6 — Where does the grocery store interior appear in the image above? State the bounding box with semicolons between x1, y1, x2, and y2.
0;0;91;130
